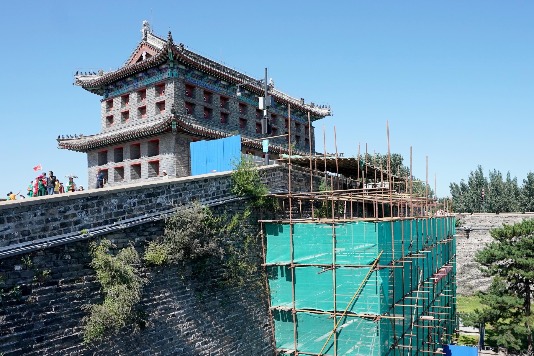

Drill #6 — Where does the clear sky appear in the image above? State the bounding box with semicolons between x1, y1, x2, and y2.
1;1;533;198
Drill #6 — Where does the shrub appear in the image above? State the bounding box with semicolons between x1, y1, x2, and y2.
82;240;144;344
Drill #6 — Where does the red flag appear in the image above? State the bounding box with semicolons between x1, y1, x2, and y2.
33;164;42;172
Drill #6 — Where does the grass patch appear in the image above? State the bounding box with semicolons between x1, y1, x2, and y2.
457;334;479;346
457;295;482;314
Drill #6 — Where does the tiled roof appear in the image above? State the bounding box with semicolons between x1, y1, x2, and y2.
57;118;170;152
74;31;331;118
57;114;305;156
74;36;171;95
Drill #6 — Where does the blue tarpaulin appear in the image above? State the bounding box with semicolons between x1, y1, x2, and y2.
190;135;241;175
443;345;478;356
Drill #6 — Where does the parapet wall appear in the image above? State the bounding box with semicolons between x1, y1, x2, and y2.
0;164;316;259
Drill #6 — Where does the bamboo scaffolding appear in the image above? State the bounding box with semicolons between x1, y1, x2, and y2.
317;251;384;356
262;120;456;355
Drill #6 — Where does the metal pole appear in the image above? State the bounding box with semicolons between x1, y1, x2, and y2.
263;67;269;165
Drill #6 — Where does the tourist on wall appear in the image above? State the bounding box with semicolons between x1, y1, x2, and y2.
47;171;57;195
32;178;39;196
27;181;34;197
96;169;105;189
6;191;19;200
54;180;60;194
59;182;65;194
67;176;76;192
37;175;47;196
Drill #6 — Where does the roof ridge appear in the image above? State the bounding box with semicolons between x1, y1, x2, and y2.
74;23;331;117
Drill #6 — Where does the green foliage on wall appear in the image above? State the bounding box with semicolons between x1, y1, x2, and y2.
220;210;263;289
85;161;272;344
144;202;225;265
144;202;263;289
82;240;145;344
231;156;274;209
143;242;169;266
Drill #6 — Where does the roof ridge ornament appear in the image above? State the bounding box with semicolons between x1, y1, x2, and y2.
141;20;151;40
166;31;175;62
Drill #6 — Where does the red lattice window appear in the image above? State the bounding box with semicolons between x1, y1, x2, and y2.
185;84;195;98
138;106;147;119
155;83;165;97
106;115;114;127
130;164;141;180
114;166;124;182
220;96;229;109
121;94;129;108
121;111;129;123
147;139;159;157
156;101;165;115
203;90;212;103
204;107;212;119
130;143;141;160
137;89;146;103
185;102;195;115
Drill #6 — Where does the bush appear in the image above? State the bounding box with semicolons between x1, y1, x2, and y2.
231;156;273;209
159;202;225;263
82;240;144;344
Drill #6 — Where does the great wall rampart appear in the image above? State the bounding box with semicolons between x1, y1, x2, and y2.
2;162;532;354
0;164;319;355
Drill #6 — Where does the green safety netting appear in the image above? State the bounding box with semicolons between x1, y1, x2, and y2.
265;217;457;356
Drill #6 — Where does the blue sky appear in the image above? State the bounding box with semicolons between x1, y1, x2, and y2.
1;1;533;197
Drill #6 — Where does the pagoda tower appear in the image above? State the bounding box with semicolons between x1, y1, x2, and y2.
58;21;331;189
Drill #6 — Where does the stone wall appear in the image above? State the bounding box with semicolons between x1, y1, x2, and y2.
455;212;534;295
1;164;316;256
0;164;318;355
0;214;272;355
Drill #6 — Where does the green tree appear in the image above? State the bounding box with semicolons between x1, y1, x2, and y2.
463;278;528;351
449;166;526;213
520;173;534;212
466;166;487;213
486;169;506;213
504;172;520;212
145;202;225;264
465;219;534;352
450;180;470;212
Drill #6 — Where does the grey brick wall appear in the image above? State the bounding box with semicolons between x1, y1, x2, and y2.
0;216;273;355
0;165;360;355
0;165;315;257
455;212;534;295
